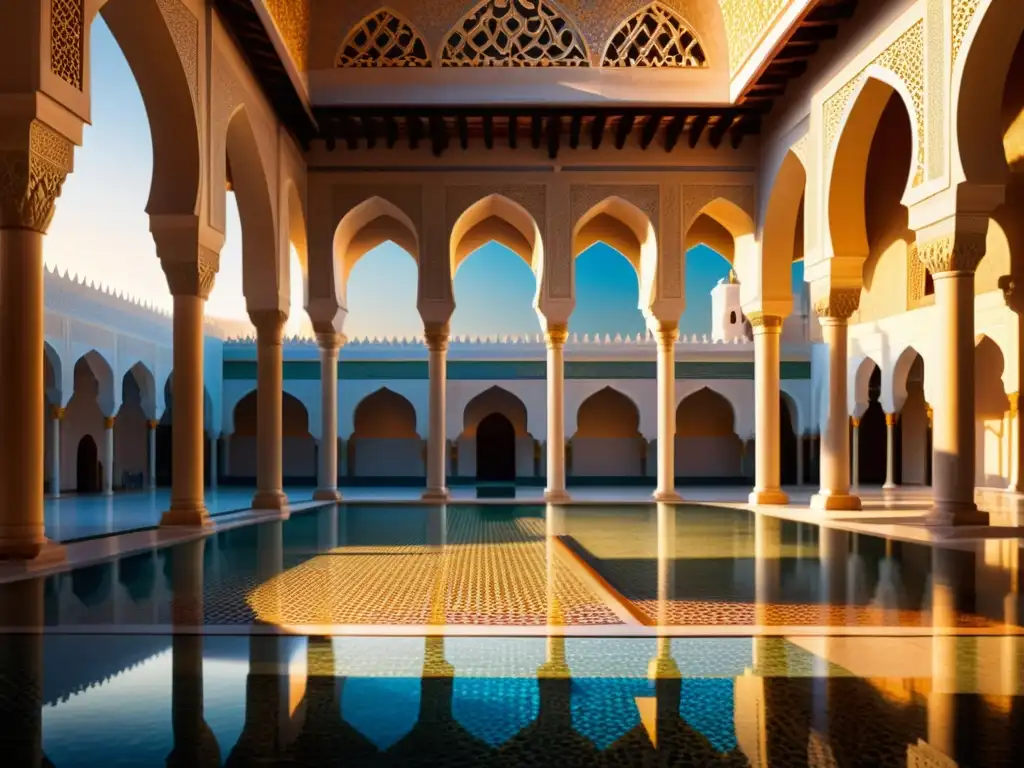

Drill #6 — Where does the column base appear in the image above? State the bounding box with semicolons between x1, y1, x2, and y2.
925;501;990;527
422;488;451;503
313;488;343;502
251;490;289;512
748;489;789;506
809;491;862;512
653;489;683;502
647;655;681;680
160;504;212;527
543;489;571;503
882;482;898;491
0;537;66;566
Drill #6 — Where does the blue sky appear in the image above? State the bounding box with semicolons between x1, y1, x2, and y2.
47;20;803;339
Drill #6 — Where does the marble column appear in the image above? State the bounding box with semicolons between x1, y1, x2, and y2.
102;416;115;495
159;251;217;528
51;407;65;497
883;413;898;490
653;321;681;501
850;417;860;489
147;419;158;490
249;310;288;512
544;323;569;502
423;323;450;501
919;234;988;525
749;313;788;505
314;332;343;502
810;294;861;512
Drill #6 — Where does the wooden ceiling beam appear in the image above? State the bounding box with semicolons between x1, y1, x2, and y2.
590;113;606;150
708;113;737;149
615;112;635;149
429;113;447;156
640;112;662;150
569;112;582;150
688;113;709;148
531;114;543;150
508;113;518;149
663;111;686;152
483;113;494;149
546;114;561;159
457;114;469;150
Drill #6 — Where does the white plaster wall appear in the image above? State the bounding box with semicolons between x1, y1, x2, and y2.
676;436;744;477
572;437;644;477
226;435;317;478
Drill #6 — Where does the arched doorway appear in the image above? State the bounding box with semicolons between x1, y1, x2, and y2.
676;388;741;479
476;413;516;483
858;367;887;485
780;395;797;485
76;435;100;493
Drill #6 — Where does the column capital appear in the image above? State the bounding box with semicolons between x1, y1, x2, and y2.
850;416;861;428
147;419;160;430
926;405;934;425
544;323;569;349
424;322;450;352
51;406;65;420
885;412;898;427
249;309;288;345
161;245;219;299
652;321;679;349
316;331;346;353
0;119;75;233
812;288;859;322
1008;392;1019;415
103;416;116;429
747;312;783;332
915;231;986;276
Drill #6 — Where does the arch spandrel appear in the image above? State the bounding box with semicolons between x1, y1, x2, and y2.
850;356;880;417
75;349;118;418
749;148;805;315
887;344;925;414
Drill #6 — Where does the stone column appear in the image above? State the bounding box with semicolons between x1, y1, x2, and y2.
423;323;450;502
544;323;570;502
810;292;861;512
314;332;343;502
850;417;860;489
147;419;158;490
51;407;65;497
249;310;288;512
918;233;989;525
883;413;898;490
1006;393;1019;492
795;433;804;487
102;416;115;495
159;249;218;528
749;313;788;505
0;119;72;562
653;322;681;501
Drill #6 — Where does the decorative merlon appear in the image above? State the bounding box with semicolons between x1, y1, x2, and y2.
222;331;755;348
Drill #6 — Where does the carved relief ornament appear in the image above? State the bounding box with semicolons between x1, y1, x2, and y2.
50;0;85;90
916;231;987;275
0;121;75;233
812;289;860;320
162;246;219;299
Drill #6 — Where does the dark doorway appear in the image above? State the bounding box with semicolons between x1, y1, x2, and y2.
476;413;516;483
76;435;100;493
857;368;887;485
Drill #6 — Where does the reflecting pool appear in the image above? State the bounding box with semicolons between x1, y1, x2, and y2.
0;503;1020;765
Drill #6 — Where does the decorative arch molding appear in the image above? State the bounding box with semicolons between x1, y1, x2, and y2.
822;21;925;187
461;386;531;436
125;362;158;420
447;186;546;278
601;2;707;68
889;345;924;414
76;350;117;418
682;184;755;237
334;194;421;292
851;356;881;415
439;0;589;67
336;8;431;68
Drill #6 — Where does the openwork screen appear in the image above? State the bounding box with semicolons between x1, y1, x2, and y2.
602;3;707;67
440;0;588;67
336;9;431;67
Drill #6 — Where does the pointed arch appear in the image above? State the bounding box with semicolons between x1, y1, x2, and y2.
952;0;1024;186
284;179;310;311
574;387;641;438
349;388;424;478
852;356;881;414
828;73;918;261
573;387;644;477
975;334;1009;418
573;196;656;311
125;362;157;420
676;387;741;478
602;2;707;67
353;388;419;438
890;345;923;413
44;342;64;407
334;196;420;304
676;387;736;436
450;193;543;287
756;149;806;308
461;386;530;437
95;0;201;217
686;194;756;286
225;105;281;311
440;0;589;67
336;7;431;67
77;350;117;417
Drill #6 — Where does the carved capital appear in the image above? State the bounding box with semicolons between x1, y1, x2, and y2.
0;121;75;233
147;419;160;430
747;312;783;331
250;309;288;345
813;288;859;321
851;417;860;429
316;331;346;354
885;412;898;427
103;416;116;429
652;320;679;349
52;406;66;420
916;232;986;275
1009;392;1019;416
926;405;933;425
424;322;450;352
545;323;569;349
162;246;219;299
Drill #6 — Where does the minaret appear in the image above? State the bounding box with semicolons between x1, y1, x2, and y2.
710;270;748;342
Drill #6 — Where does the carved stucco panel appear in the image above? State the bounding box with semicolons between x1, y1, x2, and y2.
924;0;946;182
444;183;547;235
951;0;982;64
156;0;199;108
569;183;659;232
50;0;85;90
659;182;682;299
332;183;424;238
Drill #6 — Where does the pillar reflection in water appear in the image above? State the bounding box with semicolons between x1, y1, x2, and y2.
256;519;285;623
168;538;220;767
650;502;679;680
753;515;781;670
316;505;338;552
0;579;45;767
